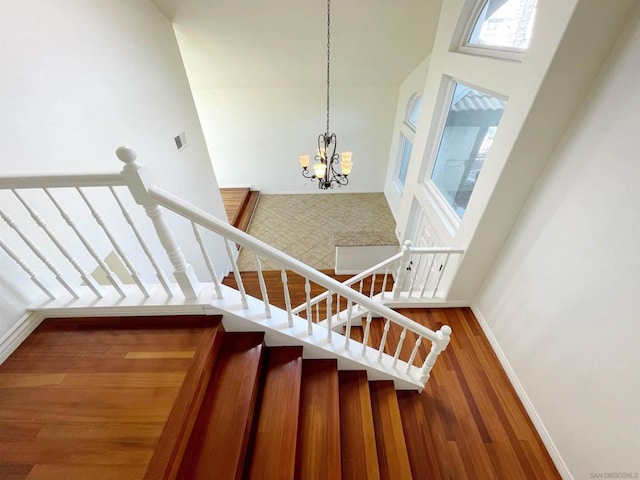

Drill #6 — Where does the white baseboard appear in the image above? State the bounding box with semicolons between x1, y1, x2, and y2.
0;312;45;365
470;304;573;480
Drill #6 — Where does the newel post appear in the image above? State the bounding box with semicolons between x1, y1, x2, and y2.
116;146;201;299
392;240;412;301
420;325;452;385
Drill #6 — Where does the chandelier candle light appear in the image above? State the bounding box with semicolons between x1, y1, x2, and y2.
299;0;353;190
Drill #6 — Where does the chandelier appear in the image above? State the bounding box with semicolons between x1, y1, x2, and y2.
298;0;353;190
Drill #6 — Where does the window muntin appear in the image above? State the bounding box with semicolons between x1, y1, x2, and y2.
428;82;506;218
466;0;537;52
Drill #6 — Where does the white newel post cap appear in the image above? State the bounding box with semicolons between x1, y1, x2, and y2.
403;240;412;249
116;146;138;166
440;325;452;337
116;146;154;206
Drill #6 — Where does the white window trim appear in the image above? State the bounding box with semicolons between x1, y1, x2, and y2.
454;0;529;62
394;93;422;192
421;79;462;231
421;77;506;231
394;134;412;193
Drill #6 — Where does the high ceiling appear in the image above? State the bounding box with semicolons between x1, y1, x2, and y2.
151;0;442;89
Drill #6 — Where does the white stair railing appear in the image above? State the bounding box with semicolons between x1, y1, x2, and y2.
0;146;459;389
291;242;464;330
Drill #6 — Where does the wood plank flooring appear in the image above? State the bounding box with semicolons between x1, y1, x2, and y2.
224;270;561;479
0;315;218;480
220;187;260;232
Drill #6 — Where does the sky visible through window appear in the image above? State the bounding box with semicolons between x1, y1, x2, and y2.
468;0;537;50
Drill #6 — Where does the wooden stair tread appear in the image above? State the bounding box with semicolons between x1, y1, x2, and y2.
247;347;303;480
220;187;250;226
144;316;224;480
295;359;341;480
235;190;260;232
338;371;381;480
397;391;442;480
369;381;413;480
177;332;265;480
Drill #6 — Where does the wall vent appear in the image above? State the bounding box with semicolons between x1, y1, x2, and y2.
174;132;187;150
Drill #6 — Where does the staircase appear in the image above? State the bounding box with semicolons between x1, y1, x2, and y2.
149;317;416;480
220;187;260;233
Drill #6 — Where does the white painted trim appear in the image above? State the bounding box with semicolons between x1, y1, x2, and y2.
0;311;45;364
470;304;574;480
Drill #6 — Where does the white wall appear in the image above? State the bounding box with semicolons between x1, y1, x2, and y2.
190;85;398;193
0;0;229;335
389;0;634;305
474;4;640;478
383;56;430;220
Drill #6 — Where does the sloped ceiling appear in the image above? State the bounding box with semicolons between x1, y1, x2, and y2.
151;0;442;89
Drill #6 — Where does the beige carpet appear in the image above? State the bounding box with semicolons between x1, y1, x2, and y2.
237;193;396;271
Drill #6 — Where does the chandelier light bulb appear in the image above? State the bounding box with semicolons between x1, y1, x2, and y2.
313;162;327;179
299;154;310;168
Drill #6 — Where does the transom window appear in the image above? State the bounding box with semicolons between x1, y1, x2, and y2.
428;82;506;219
461;0;537;56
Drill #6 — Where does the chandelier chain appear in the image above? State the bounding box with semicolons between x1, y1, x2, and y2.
326;0;331;135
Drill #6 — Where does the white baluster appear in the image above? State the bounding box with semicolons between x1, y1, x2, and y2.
191;222;223;299
432;253;452;298
117;146;201;299
406;336;422;373
109;187;173;297
12;190;103;298
44;188;126;297
361;312;372;357
336;294;341;323
281;269;293;327
305;278;313;335
326;290;332;343
0;238;55;299
419;253;437;298
77;187;150;297
344;299;353;350
254;254;271;319
392;240;412;300
380;266;390;301
377;319;391;363
407;254;422;298
315;302;320;324
224;238;248;308
358;279;364;294
393;328;407;368
1;209;79;298
368;274;377;298
420;325;452;384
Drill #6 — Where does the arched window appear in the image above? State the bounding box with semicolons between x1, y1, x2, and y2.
406;95;422;130
396;94;422;189
460;0;537;57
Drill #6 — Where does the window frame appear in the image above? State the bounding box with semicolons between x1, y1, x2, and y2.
456;0;536;61
394;93;422;192
422;78;507;227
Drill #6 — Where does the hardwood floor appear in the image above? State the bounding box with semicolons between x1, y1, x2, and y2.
0;315;218;480
224;270;561;479
0;272;560;479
